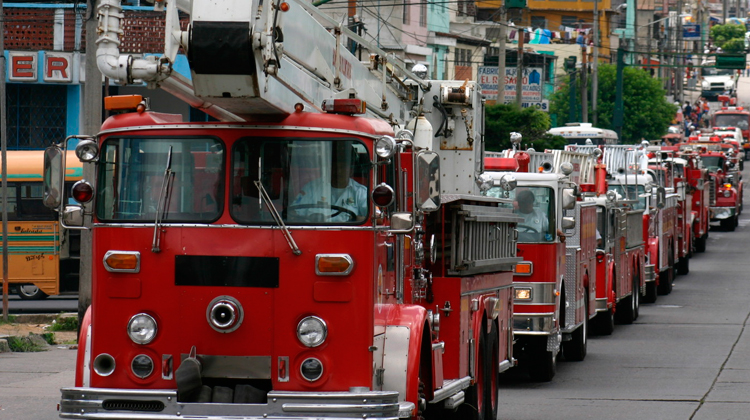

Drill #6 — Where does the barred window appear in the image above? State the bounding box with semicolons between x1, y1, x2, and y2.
7;84;67;149
403;1;410;24
420;1;427;27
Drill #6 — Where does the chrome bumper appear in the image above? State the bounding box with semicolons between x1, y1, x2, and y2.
59;387;412;419
595;297;609;312
710;206;736;220
513;313;554;334
645;264;656;283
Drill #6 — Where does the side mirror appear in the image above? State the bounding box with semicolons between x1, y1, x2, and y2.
43;146;64;210
62;205;85;227
561;187;577;210
561;216;576;230
656;186;666;209
415;151;441;212
390;212;414;232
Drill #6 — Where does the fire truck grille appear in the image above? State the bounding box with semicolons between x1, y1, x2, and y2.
709;175;716;205
102;400;165;412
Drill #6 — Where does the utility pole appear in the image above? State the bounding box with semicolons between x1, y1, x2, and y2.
677;0;684;103
592;0;599;125
614;48;625;140
497;7;507;106
581;46;588;122
569;70;578;122
80;0;102;330
1;0;8;322
516;27;524;107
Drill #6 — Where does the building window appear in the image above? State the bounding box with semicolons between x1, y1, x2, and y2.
561;16;578;28
457;1;466;16
6;84;67;150
531;16;546;29
420;1;427;27
454;48;473;66
403;2;410;24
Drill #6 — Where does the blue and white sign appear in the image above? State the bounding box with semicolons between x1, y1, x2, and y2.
683;24;700;40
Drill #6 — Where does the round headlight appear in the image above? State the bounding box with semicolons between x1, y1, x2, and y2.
297;316;327;347
127;313;157;345
131;354;154;379
723;190;732;197
375;136;397;158
75;139;100;162
300;357;324;382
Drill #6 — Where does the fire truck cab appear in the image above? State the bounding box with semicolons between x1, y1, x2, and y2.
483;143;596;382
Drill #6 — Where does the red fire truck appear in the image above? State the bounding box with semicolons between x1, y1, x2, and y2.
674;148;711;252
595;145;677;302
691;144;743;231
712;107;750;159
578;157;645;334
44;0;522;419
484;144;596;381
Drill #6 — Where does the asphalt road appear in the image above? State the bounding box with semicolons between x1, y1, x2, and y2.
2;182;749;420
1;294;79;315
497;174;750;419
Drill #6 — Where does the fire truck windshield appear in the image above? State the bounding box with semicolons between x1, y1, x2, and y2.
486;186;555;243
700;156;725;172
610;184;647;210
96;137;224;222
714;115;749;130
231;138;370;225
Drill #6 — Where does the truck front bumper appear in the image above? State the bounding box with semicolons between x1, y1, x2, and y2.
710;206;736;220
60;387;412;420
513;313;555;334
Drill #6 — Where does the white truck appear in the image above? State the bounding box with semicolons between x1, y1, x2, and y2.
700;61;739;101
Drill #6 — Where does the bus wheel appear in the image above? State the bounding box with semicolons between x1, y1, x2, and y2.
17;284;49;300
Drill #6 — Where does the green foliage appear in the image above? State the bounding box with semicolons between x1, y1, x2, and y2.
722;38;747;54
485;104;559;151
6;336;45;352
0;315;17;325
48;314;78;331
549;64;677;143
710;24;746;49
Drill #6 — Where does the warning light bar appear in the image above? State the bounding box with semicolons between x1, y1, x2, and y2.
104;95;145;112
321;98;366;115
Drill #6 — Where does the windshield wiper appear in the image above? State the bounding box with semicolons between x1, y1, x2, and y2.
255;180;302;256
152;146;174;253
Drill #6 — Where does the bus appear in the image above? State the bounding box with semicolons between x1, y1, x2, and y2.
0;150;82;299
548;122;619;145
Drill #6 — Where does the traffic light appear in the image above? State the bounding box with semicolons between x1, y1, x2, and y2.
564;56;577;73
716;54;746;69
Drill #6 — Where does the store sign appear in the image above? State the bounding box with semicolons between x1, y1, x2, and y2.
478;66;545;109
8;51;74;83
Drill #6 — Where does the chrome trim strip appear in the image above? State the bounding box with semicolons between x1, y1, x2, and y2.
595;297;608;312
431;376;471;404
93;223;376;231
98;124;383;140
59;388;404;419
513;282;556;304
459;283;513;297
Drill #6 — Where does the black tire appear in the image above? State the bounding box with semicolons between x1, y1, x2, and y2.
643;280;658;303
676;256;690;275
657;267;673;295
721;216;737;231
633;271;641;321
695;233;707;253
563;294;588;362
457;327;487;420
482;323;499;420
17;284;49;300
593;308;614;336
527;347;556;382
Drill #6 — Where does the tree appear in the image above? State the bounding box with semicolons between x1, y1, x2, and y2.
710;24;746;49
549;64;677;143
721;38;746;54
485;104;566;151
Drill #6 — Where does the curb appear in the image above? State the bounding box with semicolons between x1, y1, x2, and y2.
10;313;77;324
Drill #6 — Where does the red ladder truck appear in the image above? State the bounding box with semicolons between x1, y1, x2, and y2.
43;0;522;419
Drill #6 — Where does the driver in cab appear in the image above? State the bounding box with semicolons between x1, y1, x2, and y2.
514;189;549;237
290;143;368;222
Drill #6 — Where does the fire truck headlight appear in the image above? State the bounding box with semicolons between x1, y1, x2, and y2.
127;313;158;345
297;316;328;347
375;135;397;158
75;139;100;162
723;190;732;197
300;357;324;381
131;354;154;379
515;288;532;301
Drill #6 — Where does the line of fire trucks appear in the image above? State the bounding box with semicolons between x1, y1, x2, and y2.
45;0;744;418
